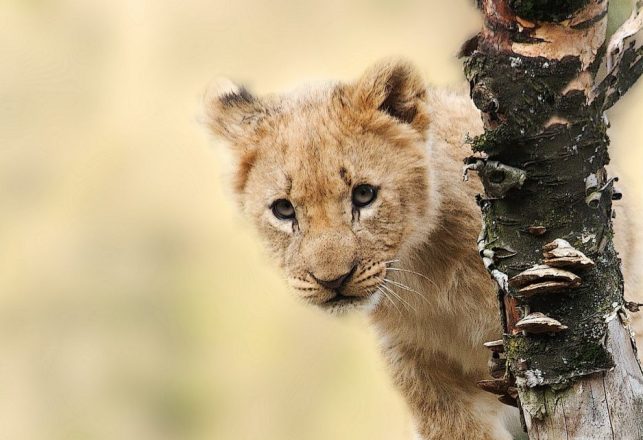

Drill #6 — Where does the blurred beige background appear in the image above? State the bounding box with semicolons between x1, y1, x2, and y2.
1;1;641;439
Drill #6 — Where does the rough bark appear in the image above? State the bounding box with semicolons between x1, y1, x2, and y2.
461;0;643;438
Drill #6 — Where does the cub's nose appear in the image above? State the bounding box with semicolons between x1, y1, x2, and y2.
312;266;357;291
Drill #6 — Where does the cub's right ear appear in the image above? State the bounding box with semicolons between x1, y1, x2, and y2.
204;79;268;146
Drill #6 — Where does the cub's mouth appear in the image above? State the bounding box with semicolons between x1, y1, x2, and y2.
317;287;383;313
321;291;363;307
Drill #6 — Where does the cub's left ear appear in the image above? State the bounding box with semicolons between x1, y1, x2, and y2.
352;59;429;134
204;78;270;147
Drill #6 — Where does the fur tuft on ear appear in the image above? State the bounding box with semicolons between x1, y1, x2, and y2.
353;59;429;134
204;78;269;145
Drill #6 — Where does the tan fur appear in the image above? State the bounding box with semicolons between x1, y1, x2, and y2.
206;60;641;440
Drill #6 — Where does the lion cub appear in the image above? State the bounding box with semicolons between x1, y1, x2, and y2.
207;60;523;439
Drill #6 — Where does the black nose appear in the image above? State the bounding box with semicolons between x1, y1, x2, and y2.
313;266;357;291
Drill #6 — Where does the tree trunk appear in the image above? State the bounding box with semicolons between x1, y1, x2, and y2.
460;0;643;438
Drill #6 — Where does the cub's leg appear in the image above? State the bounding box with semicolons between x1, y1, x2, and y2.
411;390;514;440
390;355;515;440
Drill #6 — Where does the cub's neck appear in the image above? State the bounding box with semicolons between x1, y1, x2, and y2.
368;87;500;371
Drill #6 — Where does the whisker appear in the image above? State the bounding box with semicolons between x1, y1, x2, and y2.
386;267;439;290
383;278;414;292
383;278;428;304
383;259;400;265
376;286;402;315
380;283;416;313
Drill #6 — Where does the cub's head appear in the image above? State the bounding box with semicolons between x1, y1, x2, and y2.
207;60;433;313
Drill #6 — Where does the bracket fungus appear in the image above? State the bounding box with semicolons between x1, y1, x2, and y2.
509;264;581;298
490;245;517;260
483;339;505;353
516;280;580;297
477;378;510;395
515;312;568;334
542;238;595;270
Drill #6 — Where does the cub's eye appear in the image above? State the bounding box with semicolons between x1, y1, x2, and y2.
352;184;377;208
271;199;296;220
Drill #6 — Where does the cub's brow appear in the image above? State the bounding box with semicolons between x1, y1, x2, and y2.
265;165;292;195
339;166;352;186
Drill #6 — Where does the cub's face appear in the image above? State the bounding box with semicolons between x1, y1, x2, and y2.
208;60;432;313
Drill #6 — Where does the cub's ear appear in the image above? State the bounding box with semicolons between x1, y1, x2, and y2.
204;78;269;147
352;59;429;134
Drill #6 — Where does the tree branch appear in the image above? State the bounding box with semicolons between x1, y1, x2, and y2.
463;0;643;437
